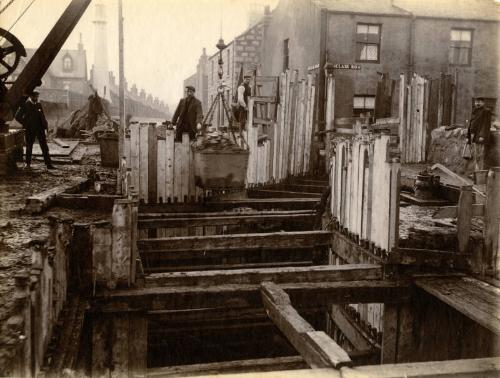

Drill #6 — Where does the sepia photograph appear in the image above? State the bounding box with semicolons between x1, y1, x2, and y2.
0;0;499;376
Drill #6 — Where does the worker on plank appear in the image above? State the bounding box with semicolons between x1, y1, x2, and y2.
15;91;55;170
172;85;203;142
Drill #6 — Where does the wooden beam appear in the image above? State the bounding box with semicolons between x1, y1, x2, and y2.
146;264;382;287
389;248;473;269
147;356;306;377
261;282;352;369
143;261;313;273
329;305;375;351
139;210;315;219
138;231;331;252
432;203;484;219
138;213;316;229
93;280;410;312
139;198;320;213
247;188;322;198
416;276;500;335
251;96;276;103
345;357;500;378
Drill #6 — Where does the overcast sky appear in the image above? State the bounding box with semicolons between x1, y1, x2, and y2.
1;0;278;110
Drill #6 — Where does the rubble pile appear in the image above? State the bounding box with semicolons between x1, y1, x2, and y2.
194;130;247;154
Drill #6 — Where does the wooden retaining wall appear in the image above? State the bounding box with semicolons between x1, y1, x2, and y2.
246;71;316;185
330;134;400;253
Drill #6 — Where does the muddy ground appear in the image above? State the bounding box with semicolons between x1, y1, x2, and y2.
0;144;112;370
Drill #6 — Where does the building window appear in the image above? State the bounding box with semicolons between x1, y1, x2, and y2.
283;39;289;71
353;95;375;117
62;54;73;72
449;29;472;66
356;23;381;63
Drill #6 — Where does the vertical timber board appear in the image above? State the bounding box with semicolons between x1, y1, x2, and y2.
124;135;131;169
298;79;307;174
457;186;473;254
324;75;334;174
130;202;138;284
345;145;352;229
138;124;149;203
111;200;132;286
189;141;196;200
173;140;182;202
278;72;287;180
356;144;366;237
181;133;190;202
157;138;166;203
287;70;299;175
148;125;157;204
283;70;292;178
128;314;148;377
130;124;140;193
485;168;500;271
91;224;112;285
306;83;316;174
381;304;397;363
111;314;129;378
165;130;175;202
388;162;401;250
330;156;336;216
272;118;279;180
396;303;414;363
250;99;258;184
92;314;111;377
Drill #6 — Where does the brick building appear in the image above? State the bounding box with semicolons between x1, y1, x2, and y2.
260;0;499;126
185;6;271;126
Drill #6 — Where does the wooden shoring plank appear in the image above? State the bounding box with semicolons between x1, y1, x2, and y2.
247;189;321;198
138;212;316;229
173;140;182;202
457;186;473;254
181;133;190;202
94;279;410;313
138;230;331;252
165;130;175;203
146;264;382;287
124;134;131;169
348;357;500;378
281;70;291;179
305;82;316;174
415;276;500;335
138;124;149;202
298;79;307;175
148;124;157;203
139;210;315;219
329;305;374;352
144;261;313;273
139;198;320;213
188;136;196;200
157;138;166;203
147;356;306;377
273;183;327;193
286;70;298;176
433;203;484;219
130;124;140;193
261;282;352;369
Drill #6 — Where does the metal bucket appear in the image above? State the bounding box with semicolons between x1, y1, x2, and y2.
194;149;249;189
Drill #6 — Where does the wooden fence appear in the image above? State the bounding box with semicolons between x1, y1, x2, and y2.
330;134;400;253
246;70;316;185
396;73;455;163
124;124;202;203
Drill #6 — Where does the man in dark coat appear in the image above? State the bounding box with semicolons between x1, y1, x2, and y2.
172;85;203;142
468;97;492;170
15;91;55;169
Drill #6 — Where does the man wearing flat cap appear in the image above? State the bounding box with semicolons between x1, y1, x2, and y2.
172;85;203;142
15;90;55;169
236;75;252;130
468;97;492;170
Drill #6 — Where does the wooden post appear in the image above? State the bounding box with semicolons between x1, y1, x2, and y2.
111;199;133;288
148;125;157;204
485;168;500;273
381;303;414;364
457;185;473;254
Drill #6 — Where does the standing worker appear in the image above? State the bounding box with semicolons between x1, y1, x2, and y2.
468;97;492;171
236;75;252;130
172;85;203;142
15;91;55;170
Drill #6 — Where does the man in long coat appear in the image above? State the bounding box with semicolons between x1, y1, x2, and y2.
468;97;492;170
172;85;203;142
15;91;54;169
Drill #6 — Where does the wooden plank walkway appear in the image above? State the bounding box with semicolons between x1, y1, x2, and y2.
416;276;500;335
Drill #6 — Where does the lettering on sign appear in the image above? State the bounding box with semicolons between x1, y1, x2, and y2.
333;63;362;70
307;63;320;71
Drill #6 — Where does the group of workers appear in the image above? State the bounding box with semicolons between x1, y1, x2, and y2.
14;77;493;174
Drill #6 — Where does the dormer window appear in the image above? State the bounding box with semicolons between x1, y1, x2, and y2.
63;54;73;72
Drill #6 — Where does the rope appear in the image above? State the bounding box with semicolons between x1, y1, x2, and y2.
0;0;15;15
0;0;37;44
